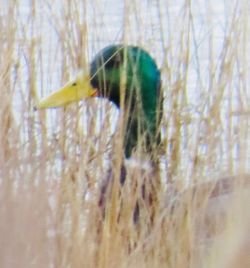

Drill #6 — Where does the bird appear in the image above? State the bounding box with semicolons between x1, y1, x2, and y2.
37;45;163;222
37;45;162;159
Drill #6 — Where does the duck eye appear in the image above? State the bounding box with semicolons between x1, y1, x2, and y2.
72;82;77;86
105;54;122;68
114;54;122;64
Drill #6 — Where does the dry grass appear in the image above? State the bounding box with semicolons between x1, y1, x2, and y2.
1;0;250;267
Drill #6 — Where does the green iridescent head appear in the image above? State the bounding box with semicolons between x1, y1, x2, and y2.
37;45;162;158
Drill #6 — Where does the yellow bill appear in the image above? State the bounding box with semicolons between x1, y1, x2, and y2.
36;71;97;109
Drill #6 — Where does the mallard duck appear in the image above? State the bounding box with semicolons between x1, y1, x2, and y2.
37;45;162;159
37;45;163;222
